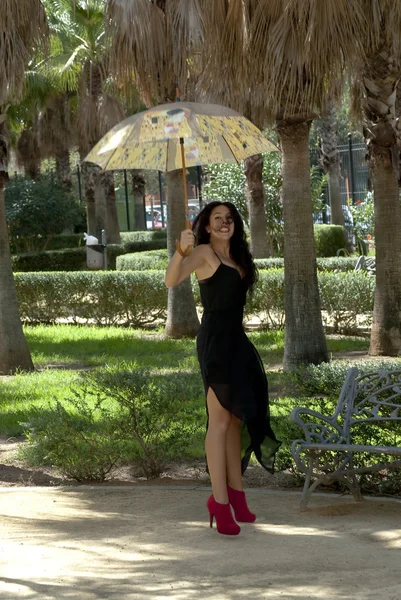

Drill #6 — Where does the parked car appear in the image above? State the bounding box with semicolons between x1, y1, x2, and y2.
146;209;163;229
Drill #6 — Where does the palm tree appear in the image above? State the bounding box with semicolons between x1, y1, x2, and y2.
351;2;401;356
43;0;124;243
319;101;344;227
0;0;48;374
199;2;357;367
106;0;200;337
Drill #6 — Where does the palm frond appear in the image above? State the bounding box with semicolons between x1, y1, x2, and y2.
0;0;48;105
106;0;168;104
249;0;368;117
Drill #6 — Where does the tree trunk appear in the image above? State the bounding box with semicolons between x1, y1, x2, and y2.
132;170;146;230
104;171;121;244
244;154;270;257
55;149;72;188
360;44;401;355
277;119;329;370
165;169;199;338
320;103;344;226
0;175;34;374
81;161;99;236
369;151;401;355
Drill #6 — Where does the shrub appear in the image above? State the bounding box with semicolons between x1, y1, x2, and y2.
117;249;168;271
21;365;204;481
117;253;358;273
319;271;375;333
121;230;167;243
15;271;168;326
11;238;168;272
12;248;88;272
5;175;83;252
314;224;347;257
20;398;124;482
254;256;358;272
246;269;285;328
289;359;401;397
14;269;375;331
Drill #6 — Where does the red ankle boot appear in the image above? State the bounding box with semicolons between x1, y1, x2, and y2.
227;485;256;523
206;495;241;535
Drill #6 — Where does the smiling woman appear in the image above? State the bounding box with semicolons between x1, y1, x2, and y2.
165;201;281;536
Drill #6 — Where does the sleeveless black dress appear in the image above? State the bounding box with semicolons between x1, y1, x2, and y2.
197;258;281;473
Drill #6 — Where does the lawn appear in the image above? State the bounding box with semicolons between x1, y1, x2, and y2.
0;324;370;438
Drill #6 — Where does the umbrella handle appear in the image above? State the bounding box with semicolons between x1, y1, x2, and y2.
180;138;190;229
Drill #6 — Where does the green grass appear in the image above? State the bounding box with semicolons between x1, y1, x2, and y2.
0;324;370;438
24;324;370;369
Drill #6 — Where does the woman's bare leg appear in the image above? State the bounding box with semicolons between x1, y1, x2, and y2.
206;387;231;503
226;415;243;491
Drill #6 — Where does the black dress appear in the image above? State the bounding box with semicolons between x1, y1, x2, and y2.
197;258;281;473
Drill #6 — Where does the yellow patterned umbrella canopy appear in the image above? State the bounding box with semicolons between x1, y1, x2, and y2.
85;102;278;172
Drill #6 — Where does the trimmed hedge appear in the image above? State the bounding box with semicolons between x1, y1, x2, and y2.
15;271;167;326
117;249;169;271
15;269;374;332
117;249;358;273
12;237;168;272
314;224;347;257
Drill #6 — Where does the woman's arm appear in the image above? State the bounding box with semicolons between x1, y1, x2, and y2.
165;229;208;288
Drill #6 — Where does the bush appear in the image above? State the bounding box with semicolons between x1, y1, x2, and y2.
21;365;204;481
12;248;88;272
319;271;375;333
289;359;401;397
254;256;358;272
121;230;167;243
314;224;347;257
15;271;168;326
286;360;401;494
11;237;168;272
118;253;358;273
5;175;83;252
14;268;375;332
20;397;124;482
117;249;169;271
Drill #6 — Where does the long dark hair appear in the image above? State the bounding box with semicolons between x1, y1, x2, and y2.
192;201;258;292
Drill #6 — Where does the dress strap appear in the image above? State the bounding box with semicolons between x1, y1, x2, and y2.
211;247;222;263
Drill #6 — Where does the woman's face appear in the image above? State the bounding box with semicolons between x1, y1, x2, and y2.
207;204;235;242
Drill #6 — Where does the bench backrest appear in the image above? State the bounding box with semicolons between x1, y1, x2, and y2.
349;369;401;431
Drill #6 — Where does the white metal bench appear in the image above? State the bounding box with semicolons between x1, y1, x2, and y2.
290;367;401;509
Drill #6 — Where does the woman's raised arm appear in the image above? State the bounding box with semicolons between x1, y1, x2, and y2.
164;229;207;288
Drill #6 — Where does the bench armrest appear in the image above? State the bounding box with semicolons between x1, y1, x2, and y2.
290;407;344;443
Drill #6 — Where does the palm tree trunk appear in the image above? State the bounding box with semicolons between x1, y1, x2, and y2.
55;149;72;188
369;150;401;355
244;154;270;257
165;169;199;338
104;171;121;244
0;174;34;374
277;118;329;370
132;170;146;230
80;161;99;236
320;103;344;226
360;45;401;355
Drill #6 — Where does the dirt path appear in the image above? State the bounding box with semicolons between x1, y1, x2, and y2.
1;486;401;600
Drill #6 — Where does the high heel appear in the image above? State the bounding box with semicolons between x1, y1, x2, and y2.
227;485;256;523
206;494;241;535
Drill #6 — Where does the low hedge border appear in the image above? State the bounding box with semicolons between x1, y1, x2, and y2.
117;250;359;273
15;269;375;331
12;238;168;272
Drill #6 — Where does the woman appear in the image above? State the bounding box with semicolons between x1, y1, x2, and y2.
165;201;280;536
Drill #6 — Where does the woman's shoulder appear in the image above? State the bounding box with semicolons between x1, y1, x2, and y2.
194;243;214;257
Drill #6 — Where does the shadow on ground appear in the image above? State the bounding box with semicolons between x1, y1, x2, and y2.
1;487;400;600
